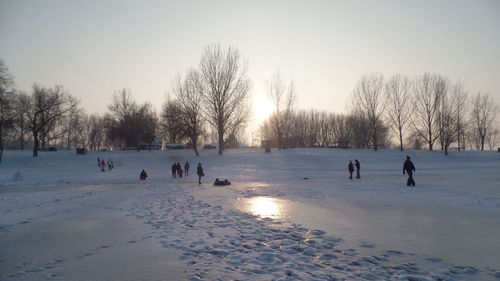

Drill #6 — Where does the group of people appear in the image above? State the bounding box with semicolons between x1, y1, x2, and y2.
171;162;190;178
97;157;114;172
140;162;205;184
348;159;361;179
347;156;416;186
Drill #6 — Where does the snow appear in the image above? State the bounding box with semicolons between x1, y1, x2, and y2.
1;148;500;280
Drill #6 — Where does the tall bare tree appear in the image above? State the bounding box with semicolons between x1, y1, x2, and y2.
267;72;295;150
0;59;15;162
161;97;185;144
29;84;75;156
412;73;441;150
435;78;456;155
452;81;468;150
470;92;498;150
385;74;413;151
351;73;386;150
198;44;251;155
12;91;31;150
173;70;205;156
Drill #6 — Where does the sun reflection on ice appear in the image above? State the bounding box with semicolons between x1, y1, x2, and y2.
248;197;282;219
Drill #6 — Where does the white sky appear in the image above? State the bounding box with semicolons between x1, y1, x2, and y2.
1;0;499;135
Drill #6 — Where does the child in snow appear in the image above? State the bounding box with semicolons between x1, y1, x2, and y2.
348;161;354;179
178;167;184;178
100;159;106;172
140;169;148;180
184;161;190;176
355;159;361;179
197;163;204;184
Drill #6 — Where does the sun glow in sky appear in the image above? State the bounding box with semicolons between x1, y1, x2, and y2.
253;95;275;123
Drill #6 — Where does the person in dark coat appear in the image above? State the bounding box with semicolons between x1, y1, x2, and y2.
403;156;416;186
140;169;148;180
171;163;177;178
355;159;361;179
348;161;354;179
197;163;204;184
184;161;190;176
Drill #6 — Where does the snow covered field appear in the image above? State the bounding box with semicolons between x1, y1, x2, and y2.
1;148;499;280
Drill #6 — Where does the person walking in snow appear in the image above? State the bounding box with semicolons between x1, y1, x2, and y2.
176;162;181;178
97;157;101;169
348;161;354;180
171;163;177;178
403;156;416;187
184;161;190;176
100;159;106;172
197;163;204;184
355;159;361;179
178;167;184;178
140;169;148;180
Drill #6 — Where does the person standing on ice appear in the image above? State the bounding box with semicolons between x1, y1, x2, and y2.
100;159;106;172
355;159;361;179
403;156;416;186
97;157;101;169
197;163;204;184
171;163;177;178
184;161;190;176
348;161;354;179
178;167;184;178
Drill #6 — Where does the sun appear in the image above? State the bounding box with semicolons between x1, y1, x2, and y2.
254;95;275;121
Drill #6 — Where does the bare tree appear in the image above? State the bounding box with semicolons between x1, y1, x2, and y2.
12;91;31;150
0;59;15;162
351;73;386;150
28;84;75;156
470;92;498;150
385;74;413;151
267;72;295;150
198;44;251;155
173;70;205;156
161;97;185;144
412;73;441;150
435;78;457;155
331;114;353;148
452;81;468;150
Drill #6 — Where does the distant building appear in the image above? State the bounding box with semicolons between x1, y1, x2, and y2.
137;136;163;150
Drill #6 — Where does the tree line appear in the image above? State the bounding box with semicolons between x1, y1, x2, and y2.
2;50;499;162
0;44;250;161
259;73;499;155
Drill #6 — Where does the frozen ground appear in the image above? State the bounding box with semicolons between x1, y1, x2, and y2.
1;148;499;280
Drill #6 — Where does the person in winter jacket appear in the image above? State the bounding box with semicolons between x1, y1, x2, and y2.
140;169;148;180
176;162;181;177
348;161;354;179
178;167;184;178
184;161;190;176
100;159;106;172
171;163;177;178
197;163;204;184
403;156;416;186
107;158;114;170
355;159;361;179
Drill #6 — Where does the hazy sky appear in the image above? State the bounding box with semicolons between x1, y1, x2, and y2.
1;0;499;133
